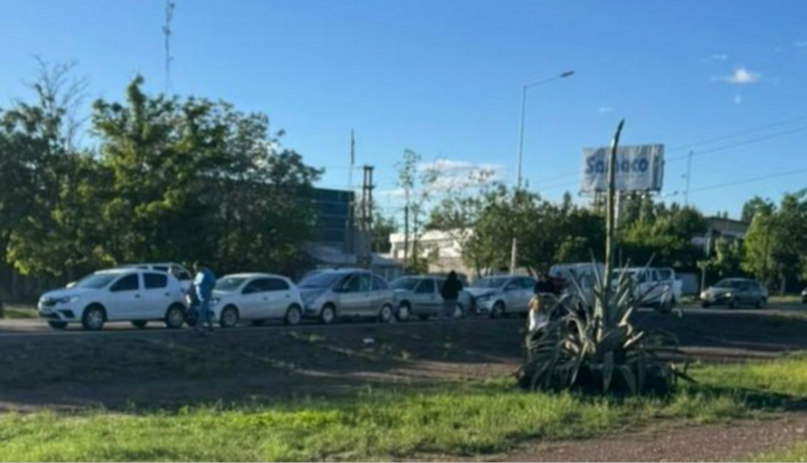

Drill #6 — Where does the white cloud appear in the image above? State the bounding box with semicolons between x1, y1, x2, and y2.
598;106;614;114
376;188;406;199
710;53;730;61
794;40;807;48
418;159;505;174
734;94;743;105
378;159;508;201
714;67;762;84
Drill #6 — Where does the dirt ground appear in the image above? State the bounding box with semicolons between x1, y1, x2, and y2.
2;306;807;461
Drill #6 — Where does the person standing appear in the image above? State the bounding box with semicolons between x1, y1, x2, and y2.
193;262;217;334
440;271;464;321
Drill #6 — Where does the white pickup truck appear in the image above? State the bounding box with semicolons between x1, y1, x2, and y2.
615;267;682;312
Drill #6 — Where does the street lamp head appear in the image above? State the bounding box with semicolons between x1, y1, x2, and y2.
560;70;575;78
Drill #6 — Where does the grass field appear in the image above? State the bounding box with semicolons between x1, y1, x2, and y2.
2;355;807;462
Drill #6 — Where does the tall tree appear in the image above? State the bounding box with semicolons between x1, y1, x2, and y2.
741;196;775;223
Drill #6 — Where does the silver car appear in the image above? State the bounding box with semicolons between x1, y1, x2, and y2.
466;275;536;318
390;276;472;321
701;278;768;309
298;269;396;324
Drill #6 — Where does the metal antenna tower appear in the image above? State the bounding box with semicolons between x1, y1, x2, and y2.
163;1;175;93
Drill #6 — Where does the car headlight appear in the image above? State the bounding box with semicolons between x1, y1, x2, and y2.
210;297;221;306
477;295;493;302
56;296;80;304
724;292;733;298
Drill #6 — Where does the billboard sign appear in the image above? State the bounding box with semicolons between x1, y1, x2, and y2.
581;144;664;193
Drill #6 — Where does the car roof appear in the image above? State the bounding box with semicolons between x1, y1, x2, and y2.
222;273;289;280
96;268;141;275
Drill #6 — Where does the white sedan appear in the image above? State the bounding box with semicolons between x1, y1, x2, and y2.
210;273;305;327
38;268;187;330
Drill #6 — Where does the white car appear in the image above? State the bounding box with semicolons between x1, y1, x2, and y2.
210;273;304;327
38;269;187;331
466;275;536;318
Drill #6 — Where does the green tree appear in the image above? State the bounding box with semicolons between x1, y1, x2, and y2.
741;196;775;223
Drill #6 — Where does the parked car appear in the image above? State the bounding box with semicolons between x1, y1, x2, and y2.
298;269;395;324
700;278;768;309
548;262;604;305
390;276;472;321
614;267;678;312
38;268;187;331
802;287;807;304
202;273;305;328
465;275;536;318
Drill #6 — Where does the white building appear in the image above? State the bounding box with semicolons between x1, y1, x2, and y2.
387;229;474;277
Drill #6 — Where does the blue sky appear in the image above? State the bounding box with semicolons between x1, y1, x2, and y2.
2;0;806;220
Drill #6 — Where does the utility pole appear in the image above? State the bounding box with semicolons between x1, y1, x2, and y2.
163;1;175;93
349;130;355;190
604;119;626;317
403;205;410;270
359;166;375;268
685;151;694;205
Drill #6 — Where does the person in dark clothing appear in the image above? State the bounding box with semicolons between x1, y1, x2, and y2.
440;271;464;320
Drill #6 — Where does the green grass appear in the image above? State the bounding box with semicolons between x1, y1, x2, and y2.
1;303;37;319
752;444;807;463
6;355;807;462
769;295;804;304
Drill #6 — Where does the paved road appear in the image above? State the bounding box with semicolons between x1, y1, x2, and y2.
1;302;804;340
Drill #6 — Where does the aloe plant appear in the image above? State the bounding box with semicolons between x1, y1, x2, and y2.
518;265;693;396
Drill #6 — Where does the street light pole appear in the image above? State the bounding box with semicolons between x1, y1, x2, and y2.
509;70;575;275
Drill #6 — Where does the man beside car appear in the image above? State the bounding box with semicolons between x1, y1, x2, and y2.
440;271;463;321
193;262;217;334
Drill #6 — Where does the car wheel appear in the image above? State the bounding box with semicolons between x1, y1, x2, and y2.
729;298;739;309
131;320;148;329
490;301;505;319
81;305;106;331
47;321;68;330
701;301;711;308
418;314;430;321
220;306;239;328
164;304;185;329
379;304;394;323
397;302;411;322
320;304;336;325
285;305;302;326
756;298;767;309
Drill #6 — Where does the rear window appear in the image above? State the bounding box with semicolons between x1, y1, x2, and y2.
372;276;389;291
144;273;168;289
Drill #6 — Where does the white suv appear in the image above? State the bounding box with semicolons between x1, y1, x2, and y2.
39;269;187;330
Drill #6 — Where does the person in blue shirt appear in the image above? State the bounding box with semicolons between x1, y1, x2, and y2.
193;262;217;333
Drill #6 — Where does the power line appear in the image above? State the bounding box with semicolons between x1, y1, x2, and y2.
687;166;807;195
667;114;807;153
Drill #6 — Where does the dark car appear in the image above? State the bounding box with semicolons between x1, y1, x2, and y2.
802;287;807;304
700;278;768;309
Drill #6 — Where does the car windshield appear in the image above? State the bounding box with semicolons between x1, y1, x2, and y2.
714;279;745;289
299;272;344;289
75;274;118;289
391;278;420;291
471;277;508;289
215;277;249;292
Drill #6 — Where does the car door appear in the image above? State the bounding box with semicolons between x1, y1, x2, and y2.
107;272;143;321
518;278;536;312
239;278;269;320
503;278;523;311
265;277;293;318
140;272;172;319
339;273;372;316
414;278;439;315
370;275;391;316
